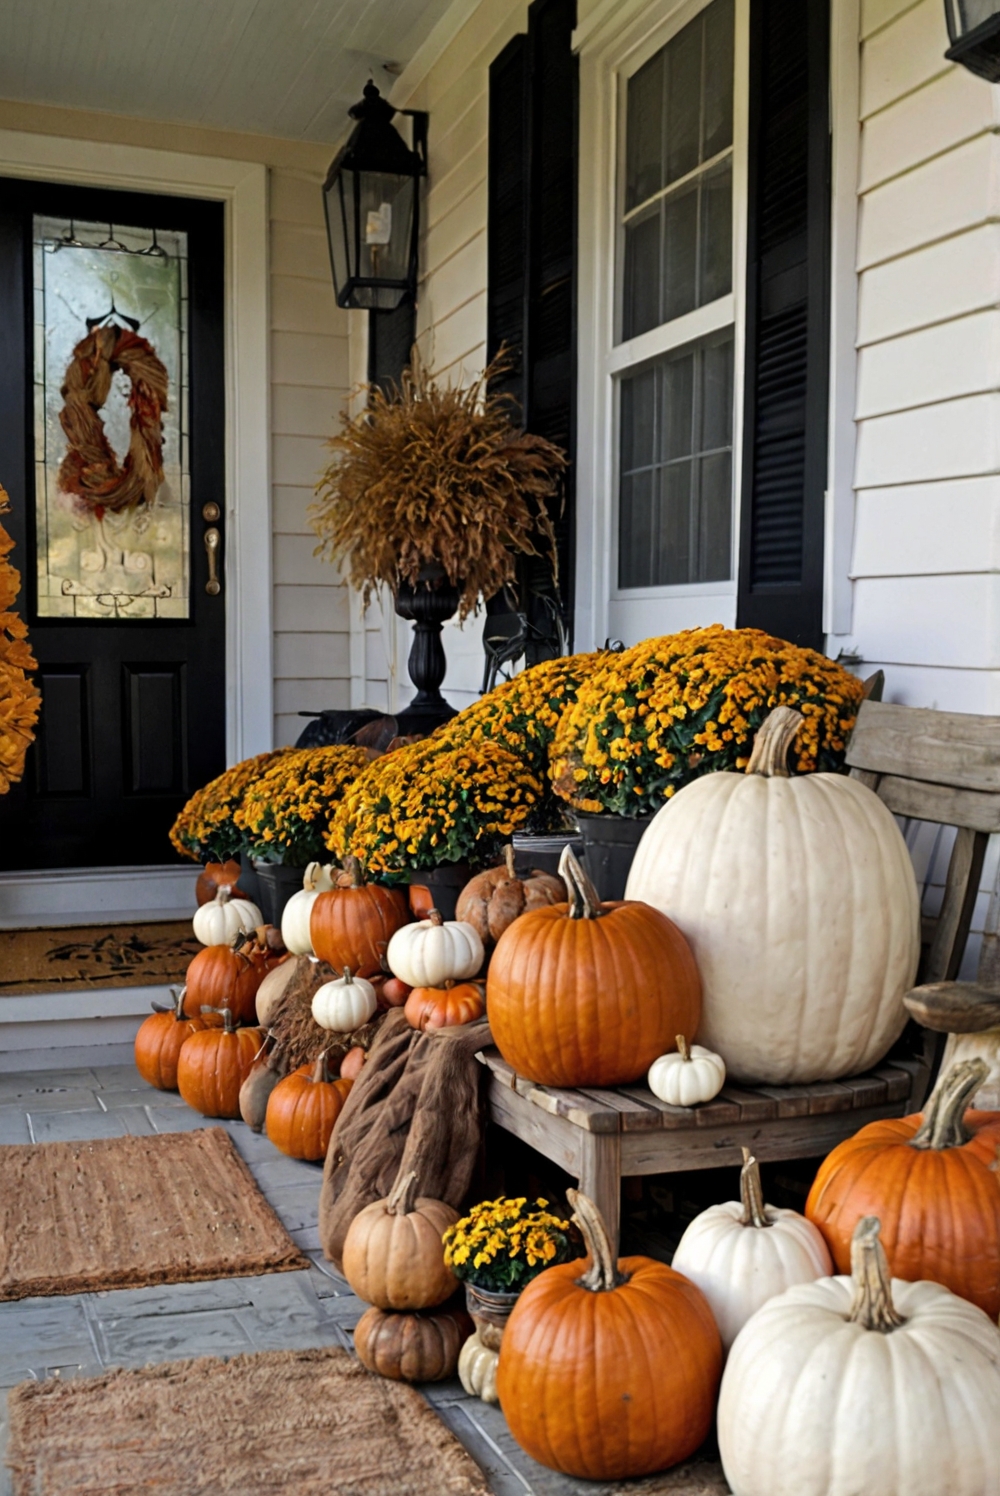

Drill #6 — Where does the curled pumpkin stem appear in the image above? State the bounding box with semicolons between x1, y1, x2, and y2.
568;1188;626;1292
386;1168;419;1216
559;847;603;920
848;1216;905;1334
738;1147;770;1229
911;1058;989;1151
503;844;516;880
745;706;804;779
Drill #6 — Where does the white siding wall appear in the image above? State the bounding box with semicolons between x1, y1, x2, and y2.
848;0;1000;714
353;0;529;716
269;168;352;746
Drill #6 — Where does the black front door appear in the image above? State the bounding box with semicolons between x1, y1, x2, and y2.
0;179;226;869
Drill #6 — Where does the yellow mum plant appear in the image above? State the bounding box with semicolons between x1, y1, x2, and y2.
549;625;864;817
0;484;41;794
442;1197;581;1292
169;749;289;862
234;744;371;864
327;736;543;881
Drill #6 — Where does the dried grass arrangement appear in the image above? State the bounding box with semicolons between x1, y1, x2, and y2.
311;353;567;620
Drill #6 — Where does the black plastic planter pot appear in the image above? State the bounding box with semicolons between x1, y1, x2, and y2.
511;832;585;879
407;862;472;921
576;812;656;902
253;862;307;927
238;850;263;908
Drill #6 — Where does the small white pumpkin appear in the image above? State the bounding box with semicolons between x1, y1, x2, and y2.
672;1147;832;1351
311;966;377;1032
386;908;484;988
648;1034;725;1107
718;1216;1000;1496
192;884;262;946
458;1330;499;1404
280;865;333;956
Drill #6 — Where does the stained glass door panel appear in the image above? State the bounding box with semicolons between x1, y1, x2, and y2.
33;215;190;620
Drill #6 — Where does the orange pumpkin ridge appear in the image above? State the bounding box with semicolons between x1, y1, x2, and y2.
403;980;485;1032
182;938;281;1025
175;1008;263;1118
488;850;700;1088
265;1050;352;1161
134;988;210;1091
309;854;410;976
496;1190;721;1479
805;1058;1000;1318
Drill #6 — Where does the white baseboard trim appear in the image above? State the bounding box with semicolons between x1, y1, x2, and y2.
0;983;170;1070
0;865;198;928
0;1041;137;1074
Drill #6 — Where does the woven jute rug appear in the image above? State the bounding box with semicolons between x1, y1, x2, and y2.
6;1346;491;1496
0;920;198;995
0;1128;308;1300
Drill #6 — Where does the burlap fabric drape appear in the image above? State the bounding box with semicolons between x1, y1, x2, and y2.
57;323;169;515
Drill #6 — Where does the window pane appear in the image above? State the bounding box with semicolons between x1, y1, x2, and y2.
626;51;664;212
664;18;703;186
699;158;733;306
623;207;662;340
660;351;694;461
662;182;698;322
703;0;735;159
618;333;734;589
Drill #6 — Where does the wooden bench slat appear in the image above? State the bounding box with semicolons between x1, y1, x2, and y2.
477;1051;620;1130
576;1087;664;1131
846;700;1000;794
718;1084;779;1122
755;1084;813;1118
836;1074;890;1109
803;1081;856;1116
617;1086;700;1130
871;1063;916;1104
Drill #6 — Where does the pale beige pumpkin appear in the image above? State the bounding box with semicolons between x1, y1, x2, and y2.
626;707;920;1084
342;1169;459;1310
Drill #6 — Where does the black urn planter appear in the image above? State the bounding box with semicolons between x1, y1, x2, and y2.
394;564;460;735
576;813;656;902
252;862;307;927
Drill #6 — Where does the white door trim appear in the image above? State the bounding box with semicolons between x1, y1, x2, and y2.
0;128;272;764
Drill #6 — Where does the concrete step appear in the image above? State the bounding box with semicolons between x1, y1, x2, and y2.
0;865;199;929
0;984;170;1073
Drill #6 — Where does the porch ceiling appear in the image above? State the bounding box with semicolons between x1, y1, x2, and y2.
0;0;454;144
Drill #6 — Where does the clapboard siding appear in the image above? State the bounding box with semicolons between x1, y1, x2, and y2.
857;225;1000;346
269;167;352;747
855;312;1000;419
852;477;1000;577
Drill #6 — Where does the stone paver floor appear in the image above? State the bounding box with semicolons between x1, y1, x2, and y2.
0;1063;727;1496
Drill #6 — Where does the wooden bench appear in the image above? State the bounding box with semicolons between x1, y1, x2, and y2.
480;694;1000;1251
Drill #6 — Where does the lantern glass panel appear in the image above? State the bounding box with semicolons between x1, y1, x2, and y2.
325;167;416;311
953;0;1000;28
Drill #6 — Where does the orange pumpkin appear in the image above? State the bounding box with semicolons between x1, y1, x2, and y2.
340;1045;366;1081
309;854;410;977
182;936;281;1025
806;1058;1000;1318
133;988;212;1091
487;848;701;1087
408;884;436;919
195;860;248;906
496;1190;721;1479
264;1051;353;1161
404;980;485;1032
176;1008;263;1118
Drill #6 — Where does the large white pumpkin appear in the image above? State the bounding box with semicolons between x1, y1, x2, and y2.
192;884;262;947
625;706;919;1083
671;1148;831;1350
718;1216;1000;1496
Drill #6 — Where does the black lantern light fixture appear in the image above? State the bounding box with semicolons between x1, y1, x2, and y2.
323;81;427;311
944;1;1000;80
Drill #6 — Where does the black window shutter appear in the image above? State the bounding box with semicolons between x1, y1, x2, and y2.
487;0;577;653
368;300;416;394
737;0;830;650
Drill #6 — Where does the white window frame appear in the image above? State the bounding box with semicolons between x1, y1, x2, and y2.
574;0;750;649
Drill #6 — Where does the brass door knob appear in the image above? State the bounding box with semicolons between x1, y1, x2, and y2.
204;527;221;595
202;501;221;522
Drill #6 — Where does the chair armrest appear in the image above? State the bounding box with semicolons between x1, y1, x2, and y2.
903;981;1000;1034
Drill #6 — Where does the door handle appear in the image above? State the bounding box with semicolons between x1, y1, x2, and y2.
204;527;221;596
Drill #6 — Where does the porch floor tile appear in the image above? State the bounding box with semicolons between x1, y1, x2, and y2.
0;1062;728;1495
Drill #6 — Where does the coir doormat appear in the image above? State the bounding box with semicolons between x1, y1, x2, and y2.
6;1346;491;1496
0;920;198;995
0;1128;308;1300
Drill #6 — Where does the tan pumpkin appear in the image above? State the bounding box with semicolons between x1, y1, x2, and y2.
265;1052;353;1161
133;988;212;1091
176;1008;263;1118
353;1302;473;1382
456;845;564;945
309;855;410;976
253;954;297;1029
458;1330;499;1404
238;1032;288;1132
403;980;485;1032
342;1170;460;1310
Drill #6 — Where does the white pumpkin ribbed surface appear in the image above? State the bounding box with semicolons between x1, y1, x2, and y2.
718;1274;1000;1496
281;888;318;955
625;772;919;1083
671;1201;831;1350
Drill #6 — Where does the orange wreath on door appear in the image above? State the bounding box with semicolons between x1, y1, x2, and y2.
57;323;169;517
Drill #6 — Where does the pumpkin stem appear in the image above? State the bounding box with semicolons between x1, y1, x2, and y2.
676;1034;690;1062
427;909;444;927
847;1216;905;1333
312;1050;331;1085
568;1188;626;1292
342;967;354;983
200;1005;236;1034
559;847;603;921
738;1148;770;1229
341;854;365;888
386;1168;419;1216
910;1058;988;1150
503;844;516;880
216;884;233;905
745;706;804;778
